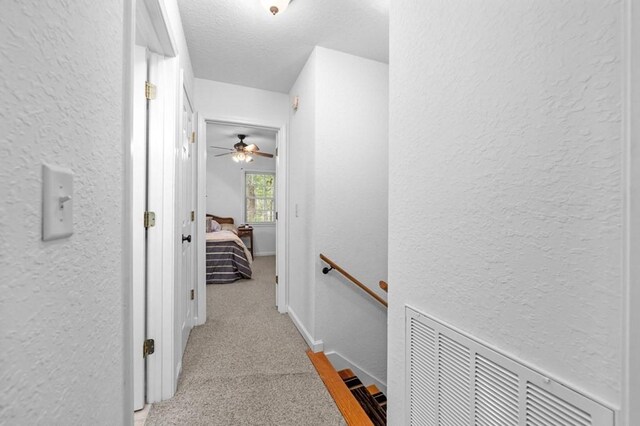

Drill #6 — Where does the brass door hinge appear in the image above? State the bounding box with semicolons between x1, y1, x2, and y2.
191;211;195;221
191;131;196;143
190;289;195;300
144;211;156;228
143;339;155;357
145;81;156;100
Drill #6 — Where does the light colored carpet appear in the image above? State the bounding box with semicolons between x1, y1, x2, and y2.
146;256;345;426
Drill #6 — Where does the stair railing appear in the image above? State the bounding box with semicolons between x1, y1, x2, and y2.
319;253;388;308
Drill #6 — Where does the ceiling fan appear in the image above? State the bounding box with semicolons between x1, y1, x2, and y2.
210;134;274;163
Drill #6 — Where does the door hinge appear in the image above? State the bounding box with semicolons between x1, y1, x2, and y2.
143;339;155;357
275;211;278;221
275;147;278;157
191;131;196;143
191;211;195;221
275;275;279;284
144;211;156;228
190;289;195;300
145;81;156;100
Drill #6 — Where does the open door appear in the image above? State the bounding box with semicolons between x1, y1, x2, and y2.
178;86;196;358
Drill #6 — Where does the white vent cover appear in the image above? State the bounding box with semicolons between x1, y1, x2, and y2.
406;307;614;426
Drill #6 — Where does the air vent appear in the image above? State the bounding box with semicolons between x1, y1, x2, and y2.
406;306;615;426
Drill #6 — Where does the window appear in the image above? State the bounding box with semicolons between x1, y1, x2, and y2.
245;172;275;224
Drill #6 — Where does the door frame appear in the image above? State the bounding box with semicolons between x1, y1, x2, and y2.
625;1;640;425
199;117;290;314
126;0;185;408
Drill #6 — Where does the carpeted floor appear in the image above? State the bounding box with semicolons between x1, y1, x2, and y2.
145;256;345;426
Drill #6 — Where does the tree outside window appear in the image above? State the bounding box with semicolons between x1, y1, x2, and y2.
245;172;275;224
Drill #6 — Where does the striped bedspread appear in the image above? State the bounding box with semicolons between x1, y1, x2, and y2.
206;240;252;284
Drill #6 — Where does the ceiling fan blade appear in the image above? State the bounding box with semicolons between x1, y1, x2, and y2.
245;144;259;152
253;151;274;158
214;152;234;157
209;146;234;151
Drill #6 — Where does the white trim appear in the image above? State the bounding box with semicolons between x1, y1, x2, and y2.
254;251;276;257
275;123;288;313
129;0;182;410
288;307;324;353
122;0;135;422
325;350;387;394
195;114;207;326
624;0;640;425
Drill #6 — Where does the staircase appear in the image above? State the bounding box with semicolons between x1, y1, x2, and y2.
307;350;387;426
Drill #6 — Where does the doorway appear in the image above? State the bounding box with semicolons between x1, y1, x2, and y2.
197;119;288;313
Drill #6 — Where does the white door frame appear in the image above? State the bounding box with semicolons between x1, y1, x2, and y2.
199;117;289;314
127;0;185;407
195;114;207;325
131;44;148;412
625;1;640;425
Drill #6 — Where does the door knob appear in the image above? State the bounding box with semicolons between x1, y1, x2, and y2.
182;234;191;243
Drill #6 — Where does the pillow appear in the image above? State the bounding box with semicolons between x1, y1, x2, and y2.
210;220;221;232
220;223;237;234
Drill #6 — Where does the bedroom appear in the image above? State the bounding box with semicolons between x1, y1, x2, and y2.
205;122;278;287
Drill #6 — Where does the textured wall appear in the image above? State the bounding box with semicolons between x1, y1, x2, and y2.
0;1;125;424
194;79;289;126
388;1;624;423
288;51;318;330
314;48;389;385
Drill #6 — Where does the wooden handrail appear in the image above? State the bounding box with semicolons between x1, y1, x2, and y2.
319;254;388;308
379;281;388;292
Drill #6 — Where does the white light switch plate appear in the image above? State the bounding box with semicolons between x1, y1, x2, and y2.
42;163;74;241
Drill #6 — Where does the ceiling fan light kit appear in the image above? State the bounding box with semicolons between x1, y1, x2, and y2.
260;0;290;15
211;134;274;163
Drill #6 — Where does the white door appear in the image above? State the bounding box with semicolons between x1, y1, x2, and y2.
132;45;148;411
179;88;195;354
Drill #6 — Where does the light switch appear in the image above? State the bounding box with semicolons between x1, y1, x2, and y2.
42;163;74;241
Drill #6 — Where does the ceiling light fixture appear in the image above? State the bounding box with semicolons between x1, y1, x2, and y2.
261;0;290;15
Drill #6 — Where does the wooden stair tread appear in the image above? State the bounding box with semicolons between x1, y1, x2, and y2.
366;385;380;394
306;350;374;426
338;369;355;380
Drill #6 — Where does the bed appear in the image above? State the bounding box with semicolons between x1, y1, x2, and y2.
205;215;253;284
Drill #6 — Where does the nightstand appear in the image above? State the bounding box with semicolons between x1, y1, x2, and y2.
237;226;254;258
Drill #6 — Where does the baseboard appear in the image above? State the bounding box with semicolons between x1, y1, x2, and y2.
254;251;275;257
325;350;387;394
287;307;324;352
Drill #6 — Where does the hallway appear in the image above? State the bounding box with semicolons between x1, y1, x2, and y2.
145;256;344;425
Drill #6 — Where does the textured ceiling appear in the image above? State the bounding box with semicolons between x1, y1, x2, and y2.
207;123;277;155
178;0;389;93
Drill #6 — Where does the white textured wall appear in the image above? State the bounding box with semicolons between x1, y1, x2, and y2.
206;153;277;256
194;79;289;126
287;48;389;384
314;48;389;384
0;1;125;424
388;1;624;423
288;51;318;330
